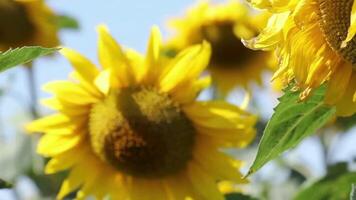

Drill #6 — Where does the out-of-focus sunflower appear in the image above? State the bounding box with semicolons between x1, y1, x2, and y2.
244;0;356;116
0;0;59;51
26;25;257;200
167;0;274;95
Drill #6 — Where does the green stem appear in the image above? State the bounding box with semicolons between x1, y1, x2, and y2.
319;134;329;167
25;64;39;118
24;63;44;175
211;82;225;100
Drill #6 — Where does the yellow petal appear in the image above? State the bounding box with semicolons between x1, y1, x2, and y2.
45;144;88;174
325;63;352;104
195;125;256;148
187;162;224;200
247;0;271;9
96;25;134;87
37;133;83;157
41;98;90;117
61;48;99;79
162;174;195;200
127;178;168;200
69;72;102;98
126;48;145;83
247;0;298;12
194;137;246;183
60;48;101;97
184;101;257;130
243;12;290;50
171;76;211;103
94;70;111;95
90;174;127;200
57;163;89;199
159;42;211;93
43;81;99;105
73;155;108;200
26;114;76;133
40;98;87;110
335;73;356;116
143;25;163;84
342;0;356;47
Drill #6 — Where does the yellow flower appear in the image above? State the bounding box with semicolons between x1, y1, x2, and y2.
0;0;59;51
167;0;274;95
26;25;257;200
245;0;356;116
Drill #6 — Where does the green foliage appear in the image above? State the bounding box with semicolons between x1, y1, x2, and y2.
0;179;12;189
247;84;336;175
56;15;80;30
0;47;59;73
224;193;258;200
294;163;356;200
28;170;68;197
336;114;356;131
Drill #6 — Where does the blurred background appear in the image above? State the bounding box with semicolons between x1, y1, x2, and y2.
0;0;356;199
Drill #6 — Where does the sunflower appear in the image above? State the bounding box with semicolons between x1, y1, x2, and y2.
244;0;356;116
167;0;274;95
0;0;59;51
26;25;257;199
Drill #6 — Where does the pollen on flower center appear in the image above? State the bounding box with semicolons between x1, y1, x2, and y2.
200;20;258;68
318;0;356;66
89;87;195;178
0;0;35;45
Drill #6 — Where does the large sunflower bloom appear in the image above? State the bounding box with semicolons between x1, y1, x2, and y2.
244;0;356;116
26;25;257;200
0;0;59;51
167;0;274;95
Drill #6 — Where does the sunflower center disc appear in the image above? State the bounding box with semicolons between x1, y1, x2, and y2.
200;20;257;68
0;0;35;45
318;0;356;65
89;87;195;178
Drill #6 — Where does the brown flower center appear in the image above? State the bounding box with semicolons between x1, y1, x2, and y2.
200;20;258;69
0;0;35;47
318;0;356;65
89;87;195;178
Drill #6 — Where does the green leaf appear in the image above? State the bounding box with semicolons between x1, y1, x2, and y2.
294;163;356;200
0;46;59;73
247;84;336;175
0;179;12;189
56;15;80;30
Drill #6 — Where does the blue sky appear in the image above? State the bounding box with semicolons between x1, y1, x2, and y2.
40;0;195;98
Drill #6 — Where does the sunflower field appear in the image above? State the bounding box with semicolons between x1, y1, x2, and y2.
0;0;356;199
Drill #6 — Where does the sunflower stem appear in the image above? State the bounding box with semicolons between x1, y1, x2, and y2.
24;63;44;176
318;134;329;168
211;83;225;100
25;63;39;118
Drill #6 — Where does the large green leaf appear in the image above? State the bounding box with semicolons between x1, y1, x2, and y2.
295;163;356;200
0;46;59;73
247;84;336;175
